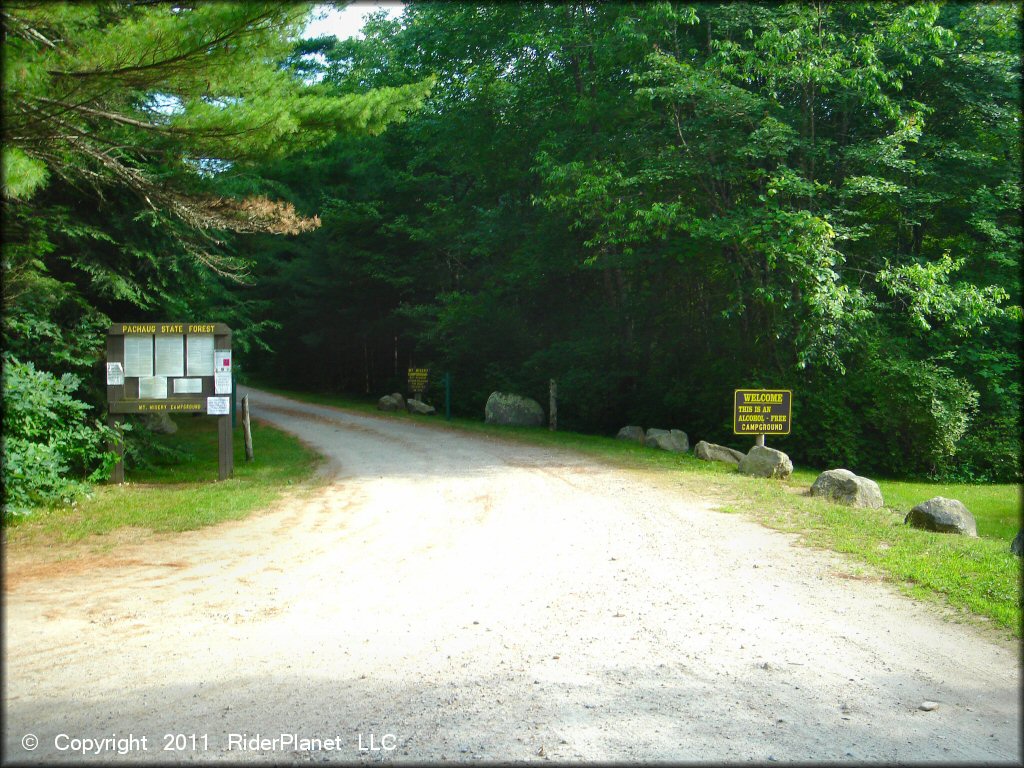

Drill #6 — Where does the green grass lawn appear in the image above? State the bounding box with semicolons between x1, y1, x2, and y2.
5;416;321;547
788;467;1020;540
246;382;1023;636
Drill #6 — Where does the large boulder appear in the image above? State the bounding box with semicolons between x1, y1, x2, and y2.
644;428;689;453
616;425;646;443
810;469;883;509
484;392;544;427
142;412;177;434
377;395;400;412
1011;529;1023;557
904;497;977;537
694;441;745;466
406;398;436;415
738;445;793;479
391;392;407;411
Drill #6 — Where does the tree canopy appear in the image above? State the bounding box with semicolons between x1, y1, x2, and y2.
241;1;1021;481
2;2;432;226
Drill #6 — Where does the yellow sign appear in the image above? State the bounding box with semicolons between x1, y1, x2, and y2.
111;400;205;414
408;368;429;393
114;322;223;335
733;389;792;435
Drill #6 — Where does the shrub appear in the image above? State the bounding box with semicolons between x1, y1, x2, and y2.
2;355;120;520
860;354;978;478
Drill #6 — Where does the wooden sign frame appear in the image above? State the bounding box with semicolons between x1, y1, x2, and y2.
106;322;233;482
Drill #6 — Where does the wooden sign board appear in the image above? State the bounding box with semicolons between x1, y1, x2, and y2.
408;367;429;394
106;322;233;481
733;389;791;435
106;323;231;415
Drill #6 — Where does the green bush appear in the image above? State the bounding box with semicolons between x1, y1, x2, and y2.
791;378;866;472
950;409;1023;483
860;354;979;478
783;348;991;481
2;355;120;520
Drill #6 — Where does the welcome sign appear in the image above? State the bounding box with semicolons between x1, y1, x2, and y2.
733;389;792;435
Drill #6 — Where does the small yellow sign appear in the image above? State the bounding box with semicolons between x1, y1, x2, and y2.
408;368;429;393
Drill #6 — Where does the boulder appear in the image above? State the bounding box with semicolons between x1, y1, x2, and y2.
904;497;977;537
377;395;400;412
644;428;689;453
484;392;544;427
694;440;745;466
738;445;793;479
142;412;177;434
406;398;436;415
616;425;646;443
810;469;883;509
391;392;407;410
1011;529;1023;557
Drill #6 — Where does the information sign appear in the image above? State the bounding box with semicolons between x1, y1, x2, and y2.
106;322;234;481
733;389;792;435
173;378;203;394
214;349;232;373
154;335;184;377
408;367;429;395
123;335;153;378
138;376;168;400
106;362;124;386
207;396;231;415
187;334;215;376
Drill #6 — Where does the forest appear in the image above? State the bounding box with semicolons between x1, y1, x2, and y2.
2;2;1021;517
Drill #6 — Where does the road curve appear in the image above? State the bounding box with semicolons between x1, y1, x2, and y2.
2;386;1019;763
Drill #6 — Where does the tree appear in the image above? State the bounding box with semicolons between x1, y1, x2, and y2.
1;2;435;515
234;2;1021;479
2;2;432;233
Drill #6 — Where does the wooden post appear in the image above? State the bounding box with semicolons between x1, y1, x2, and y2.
549;378;557;431
107;415;125;484
444;372;451;421
214;327;234;481
218;414;233;480
242;395;254;461
755;434;765;448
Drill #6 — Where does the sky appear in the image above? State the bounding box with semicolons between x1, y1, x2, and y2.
303;2;405;40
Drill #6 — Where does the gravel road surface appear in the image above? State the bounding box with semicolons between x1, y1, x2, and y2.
3;386;1019;763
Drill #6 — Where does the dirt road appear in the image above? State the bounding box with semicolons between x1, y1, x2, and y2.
3;387;1019;763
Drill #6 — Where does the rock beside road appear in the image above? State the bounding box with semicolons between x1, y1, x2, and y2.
616;425;645;443
1011;529;1023;557
407;398;436;415
904;497;977;537
378;395;401;411
810;469;883;509
485;392;544;427
694;441;745;466
143;412;178;434
738;445;793;479
644;428;689;453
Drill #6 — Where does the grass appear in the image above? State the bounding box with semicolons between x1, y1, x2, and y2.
246;381;1023;636
788;467;1020;539
5;416;321;547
